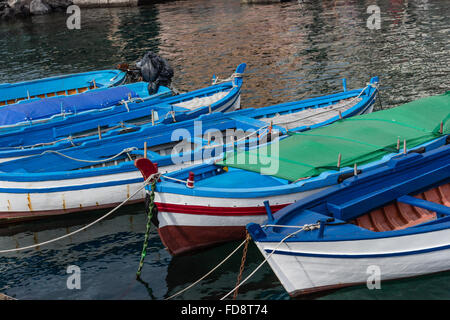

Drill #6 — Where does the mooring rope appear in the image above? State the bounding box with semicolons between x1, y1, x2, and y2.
220;222;320;300
136;174;159;278
164;222;320;300
40;147;138;163
159;174;189;184
0;174;155;254
165;238;248;300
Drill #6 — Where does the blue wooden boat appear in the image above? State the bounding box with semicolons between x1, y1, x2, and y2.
0;110;282;224
0;64;246;151
0;81;167;129
0;69;126;106
136;92;449;255
247;142;450;297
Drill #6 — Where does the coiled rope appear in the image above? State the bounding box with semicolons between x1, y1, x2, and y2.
0;174;155;254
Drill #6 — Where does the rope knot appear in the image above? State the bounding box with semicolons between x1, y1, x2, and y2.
147;172;162;185
302;223;321;231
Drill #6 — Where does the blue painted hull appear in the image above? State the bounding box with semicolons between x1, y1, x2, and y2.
0;109;265;223
0;69;126;106
0;82;158;128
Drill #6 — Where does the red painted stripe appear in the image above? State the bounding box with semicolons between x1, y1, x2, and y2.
155;202;290;216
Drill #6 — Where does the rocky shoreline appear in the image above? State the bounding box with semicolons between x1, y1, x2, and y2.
0;0;279;22
0;0;72;20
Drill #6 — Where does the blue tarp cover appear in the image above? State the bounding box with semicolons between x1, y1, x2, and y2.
0;86;138;126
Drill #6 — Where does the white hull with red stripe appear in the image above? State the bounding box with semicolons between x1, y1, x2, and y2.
151;187;328;255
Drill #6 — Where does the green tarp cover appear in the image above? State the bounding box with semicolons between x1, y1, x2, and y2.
218;92;450;182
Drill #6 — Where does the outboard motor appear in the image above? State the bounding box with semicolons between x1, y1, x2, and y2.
135;52;174;95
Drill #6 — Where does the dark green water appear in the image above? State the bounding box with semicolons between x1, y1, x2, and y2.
0;0;449;300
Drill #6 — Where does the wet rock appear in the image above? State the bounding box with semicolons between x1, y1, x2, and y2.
8;0;30;8
0;0;72;20
29;0;50;14
45;0;72;12
0;6;15;19
0;0;28;19
8;0;30;15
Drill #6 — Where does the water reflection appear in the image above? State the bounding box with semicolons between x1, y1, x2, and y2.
0;0;449;300
1;0;448;109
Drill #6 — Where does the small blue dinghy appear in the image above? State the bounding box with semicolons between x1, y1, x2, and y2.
247;142;450;297
0;82;156;128
0;69;126;106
